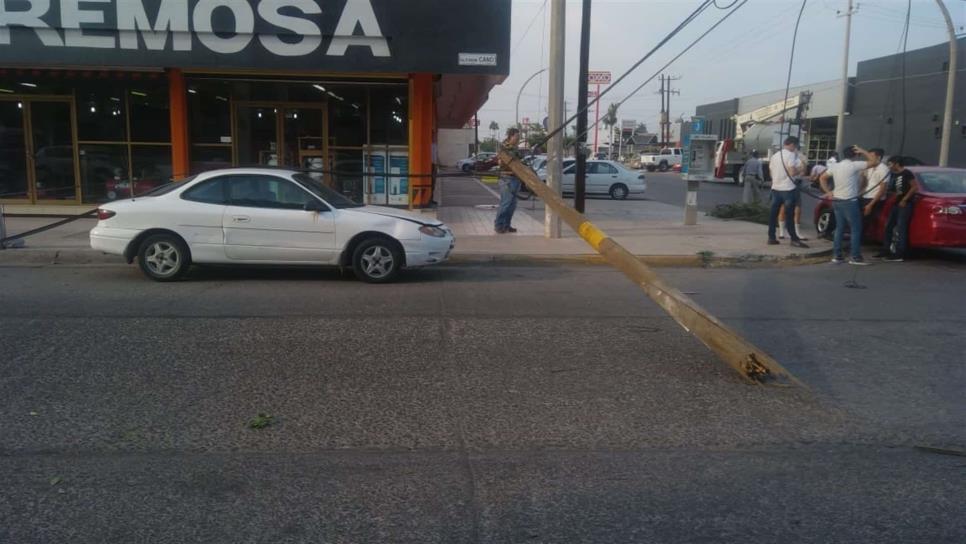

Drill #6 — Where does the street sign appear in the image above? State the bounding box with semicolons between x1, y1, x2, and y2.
588;71;611;85
621;120;637;131
587;90;598;98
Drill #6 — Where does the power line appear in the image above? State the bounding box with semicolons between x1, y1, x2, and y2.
535;0;715;149
511;0;549;56
574;0;749;143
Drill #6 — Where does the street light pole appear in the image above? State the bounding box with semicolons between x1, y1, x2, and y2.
515;68;547;129
935;0;957;167
834;0;854;151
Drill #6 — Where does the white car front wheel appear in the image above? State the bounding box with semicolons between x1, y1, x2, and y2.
352;237;403;283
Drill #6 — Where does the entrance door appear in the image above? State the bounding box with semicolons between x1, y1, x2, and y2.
235;103;326;169
0;98;78;203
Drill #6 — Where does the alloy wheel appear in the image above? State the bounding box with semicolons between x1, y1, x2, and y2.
144;242;180;277
361;245;395;279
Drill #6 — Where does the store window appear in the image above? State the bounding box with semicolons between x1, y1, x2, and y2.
79;144;128;202
74;80;171;203
76;84;126;142
369;87;409;146
129;86;170;142
328;86;366;147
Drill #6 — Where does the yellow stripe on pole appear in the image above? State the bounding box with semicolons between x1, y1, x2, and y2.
499;149;801;386
577;221;608;251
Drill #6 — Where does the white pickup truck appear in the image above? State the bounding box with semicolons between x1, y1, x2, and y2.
640;148;682;172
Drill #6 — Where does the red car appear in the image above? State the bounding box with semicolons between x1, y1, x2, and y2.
813;167;966;251
472;156;499;172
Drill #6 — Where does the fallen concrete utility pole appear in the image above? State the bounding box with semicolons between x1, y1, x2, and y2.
498;150;800;386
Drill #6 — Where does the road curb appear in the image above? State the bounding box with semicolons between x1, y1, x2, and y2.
0;249;122;266
449;249;833;268
0;248;833;268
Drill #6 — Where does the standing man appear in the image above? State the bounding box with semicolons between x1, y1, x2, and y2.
862;147;889;218
820;145;874;265
767;136;809;248
878;155;919;261
740;150;763;203
494;128;522;234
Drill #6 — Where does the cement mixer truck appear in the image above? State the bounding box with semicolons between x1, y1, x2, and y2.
713;92;812;184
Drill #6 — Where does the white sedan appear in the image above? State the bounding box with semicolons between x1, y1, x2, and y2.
90;168;455;283
538;160;646;200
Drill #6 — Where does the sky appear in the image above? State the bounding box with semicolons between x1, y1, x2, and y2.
478;0;965;143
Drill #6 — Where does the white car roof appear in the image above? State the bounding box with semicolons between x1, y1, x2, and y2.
195;167;301;178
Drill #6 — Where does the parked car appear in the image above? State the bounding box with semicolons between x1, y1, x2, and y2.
813;167;966;252
472;155;499;172
539;160;646;200
641;148;683;172
457;152;495;172
90;168;455;283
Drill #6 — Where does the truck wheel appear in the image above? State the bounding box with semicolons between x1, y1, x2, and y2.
658;161;669;172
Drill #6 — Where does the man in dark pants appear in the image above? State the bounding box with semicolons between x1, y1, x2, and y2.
766;136;809;248
494;128;522;234
878;156;919;262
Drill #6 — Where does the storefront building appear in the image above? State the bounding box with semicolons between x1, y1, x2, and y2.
0;0;510;208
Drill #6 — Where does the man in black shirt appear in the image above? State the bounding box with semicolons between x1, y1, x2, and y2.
877;156;919;262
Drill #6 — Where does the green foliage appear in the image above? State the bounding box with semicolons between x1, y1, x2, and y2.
248;413;274;430
708;202;770;225
480;138;499;152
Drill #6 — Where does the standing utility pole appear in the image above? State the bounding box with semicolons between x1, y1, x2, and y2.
657;75;680;146
573;0;592;213
935;0;957;167
474;113;480;155
835;0;855;151
545;0;565;238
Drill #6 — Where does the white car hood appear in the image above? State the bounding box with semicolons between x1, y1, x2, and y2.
345;205;442;226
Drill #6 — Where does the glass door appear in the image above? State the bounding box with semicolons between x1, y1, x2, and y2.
29;100;78;202
235;105;278;166
0;100;29;201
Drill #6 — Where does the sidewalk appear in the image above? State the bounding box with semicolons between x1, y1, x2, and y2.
0;195;832;266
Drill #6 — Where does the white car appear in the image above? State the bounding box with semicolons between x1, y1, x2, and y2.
456;152;495;172
538;160;645;200
89;168;455;283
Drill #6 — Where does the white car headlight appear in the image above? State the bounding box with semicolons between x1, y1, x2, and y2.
419;225;448;238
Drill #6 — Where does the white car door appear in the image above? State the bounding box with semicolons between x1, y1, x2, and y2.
176;175;231;262
222;174;337;263
588;161;618;192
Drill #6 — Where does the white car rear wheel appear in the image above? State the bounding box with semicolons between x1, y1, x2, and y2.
137;234;190;282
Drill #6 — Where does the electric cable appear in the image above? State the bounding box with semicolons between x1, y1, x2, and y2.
573;0;749;144
511;0;549;57
533;0;714;151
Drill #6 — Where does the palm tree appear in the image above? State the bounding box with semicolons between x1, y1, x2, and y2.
488;121;499;141
602;103;619;157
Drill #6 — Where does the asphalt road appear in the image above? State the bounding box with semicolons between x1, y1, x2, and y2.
1;261;964;543
643;172;822;231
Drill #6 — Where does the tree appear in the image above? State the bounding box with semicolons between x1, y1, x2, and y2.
480;137;499;153
488;121;499;141
602;103;619;153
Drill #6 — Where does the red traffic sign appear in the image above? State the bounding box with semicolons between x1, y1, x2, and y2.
588;71;611;85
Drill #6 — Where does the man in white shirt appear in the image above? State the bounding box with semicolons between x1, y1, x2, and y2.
766;136;809;248
819;145;875;265
862;148;890;217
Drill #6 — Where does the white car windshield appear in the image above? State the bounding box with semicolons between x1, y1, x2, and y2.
293;173;364;209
